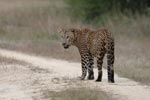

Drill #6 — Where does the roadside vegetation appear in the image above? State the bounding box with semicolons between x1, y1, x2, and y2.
0;0;150;85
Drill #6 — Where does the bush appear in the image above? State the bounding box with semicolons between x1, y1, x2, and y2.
65;0;149;22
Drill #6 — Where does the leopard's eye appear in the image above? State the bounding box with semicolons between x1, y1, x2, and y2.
66;36;69;39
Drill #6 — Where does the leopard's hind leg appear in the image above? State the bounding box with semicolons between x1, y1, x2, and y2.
96;51;105;82
107;39;115;83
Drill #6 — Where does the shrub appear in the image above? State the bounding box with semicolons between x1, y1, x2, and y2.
65;0;149;22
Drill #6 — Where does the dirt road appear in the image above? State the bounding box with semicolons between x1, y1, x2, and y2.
0;48;150;100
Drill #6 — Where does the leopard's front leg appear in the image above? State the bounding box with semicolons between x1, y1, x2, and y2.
87;54;94;80
79;54;90;80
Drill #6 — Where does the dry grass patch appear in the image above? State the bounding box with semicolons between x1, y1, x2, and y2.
0;42;80;62
0;0;87;43
45;87;111;100
115;38;150;85
0;56;28;65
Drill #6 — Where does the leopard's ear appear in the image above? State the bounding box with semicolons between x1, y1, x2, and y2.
70;28;76;33
70;28;81;33
82;28;90;33
57;27;65;34
69;28;79;37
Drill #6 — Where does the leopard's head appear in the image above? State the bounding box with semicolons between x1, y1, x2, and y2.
59;28;79;49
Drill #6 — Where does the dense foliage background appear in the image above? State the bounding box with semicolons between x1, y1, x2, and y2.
66;0;150;22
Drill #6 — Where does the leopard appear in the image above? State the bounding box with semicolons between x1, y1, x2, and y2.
60;28;115;83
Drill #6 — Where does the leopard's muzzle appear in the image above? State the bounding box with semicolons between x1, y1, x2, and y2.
62;43;70;49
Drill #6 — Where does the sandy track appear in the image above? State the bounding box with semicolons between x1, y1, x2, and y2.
0;49;150;100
